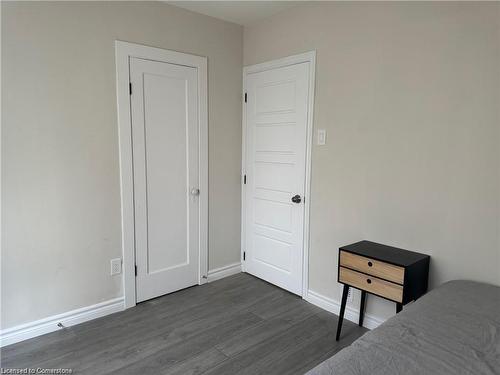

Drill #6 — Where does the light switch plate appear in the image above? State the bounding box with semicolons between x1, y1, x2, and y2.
317;129;326;145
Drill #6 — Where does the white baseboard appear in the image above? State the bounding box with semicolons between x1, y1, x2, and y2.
0;297;125;347
305;290;384;330
207;262;242;283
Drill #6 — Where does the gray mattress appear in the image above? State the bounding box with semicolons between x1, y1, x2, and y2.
307;280;500;375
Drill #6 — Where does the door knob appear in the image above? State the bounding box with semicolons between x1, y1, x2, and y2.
190;188;200;196
291;194;302;204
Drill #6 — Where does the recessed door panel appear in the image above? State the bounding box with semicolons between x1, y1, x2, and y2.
253;234;292;273
254;198;292;233
254;123;296;153
256;81;296;114
254;162;294;193
143;73;189;273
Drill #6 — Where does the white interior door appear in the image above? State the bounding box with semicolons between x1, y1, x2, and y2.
244;62;311;295
130;57;200;303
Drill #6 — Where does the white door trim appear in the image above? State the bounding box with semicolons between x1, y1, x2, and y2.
241;51;316;298
115;41;208;309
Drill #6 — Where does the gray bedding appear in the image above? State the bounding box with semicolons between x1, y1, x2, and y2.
307;280;500;375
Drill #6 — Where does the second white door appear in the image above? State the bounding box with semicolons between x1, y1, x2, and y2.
244;60;312;295
130;57;200;303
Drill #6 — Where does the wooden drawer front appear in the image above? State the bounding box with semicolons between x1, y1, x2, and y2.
340;251;404;284
339;267;403;303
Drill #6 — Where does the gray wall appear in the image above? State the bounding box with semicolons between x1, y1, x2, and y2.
3;1;499;330
1;1;243;329
244;2;500;320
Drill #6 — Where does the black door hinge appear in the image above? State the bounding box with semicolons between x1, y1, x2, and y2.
244;92;247;103
135;265;137;276
129;82;132;95
243;174;247;184
243;251;246;261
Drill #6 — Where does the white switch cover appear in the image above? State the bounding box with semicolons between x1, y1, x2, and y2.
317;129;326;145
110;258;122;275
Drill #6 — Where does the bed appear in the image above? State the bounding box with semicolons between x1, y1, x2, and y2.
307;280;500;375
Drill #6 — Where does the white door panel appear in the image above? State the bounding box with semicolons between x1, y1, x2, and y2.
253;234;292;272
130;57;199;303
254;199;292;233
245;62;310;295
254;123;296;153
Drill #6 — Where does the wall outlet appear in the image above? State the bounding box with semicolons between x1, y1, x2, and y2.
110;258;122;275
317;129;326;145
347;288;353;303
342;287;354;303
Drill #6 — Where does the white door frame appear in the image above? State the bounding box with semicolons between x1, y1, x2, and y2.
115;41;208;309
241;51;316;298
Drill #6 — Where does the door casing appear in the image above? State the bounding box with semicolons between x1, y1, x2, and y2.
115;41;208;309
241;51;316;298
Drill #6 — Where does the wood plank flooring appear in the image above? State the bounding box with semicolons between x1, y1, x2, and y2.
1;273;367;374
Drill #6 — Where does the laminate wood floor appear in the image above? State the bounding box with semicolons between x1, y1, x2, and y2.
1;273;367;374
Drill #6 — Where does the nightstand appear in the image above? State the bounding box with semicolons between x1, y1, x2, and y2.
336;240;430;341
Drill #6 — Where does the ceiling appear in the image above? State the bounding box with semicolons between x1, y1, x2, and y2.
167;1;307;26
